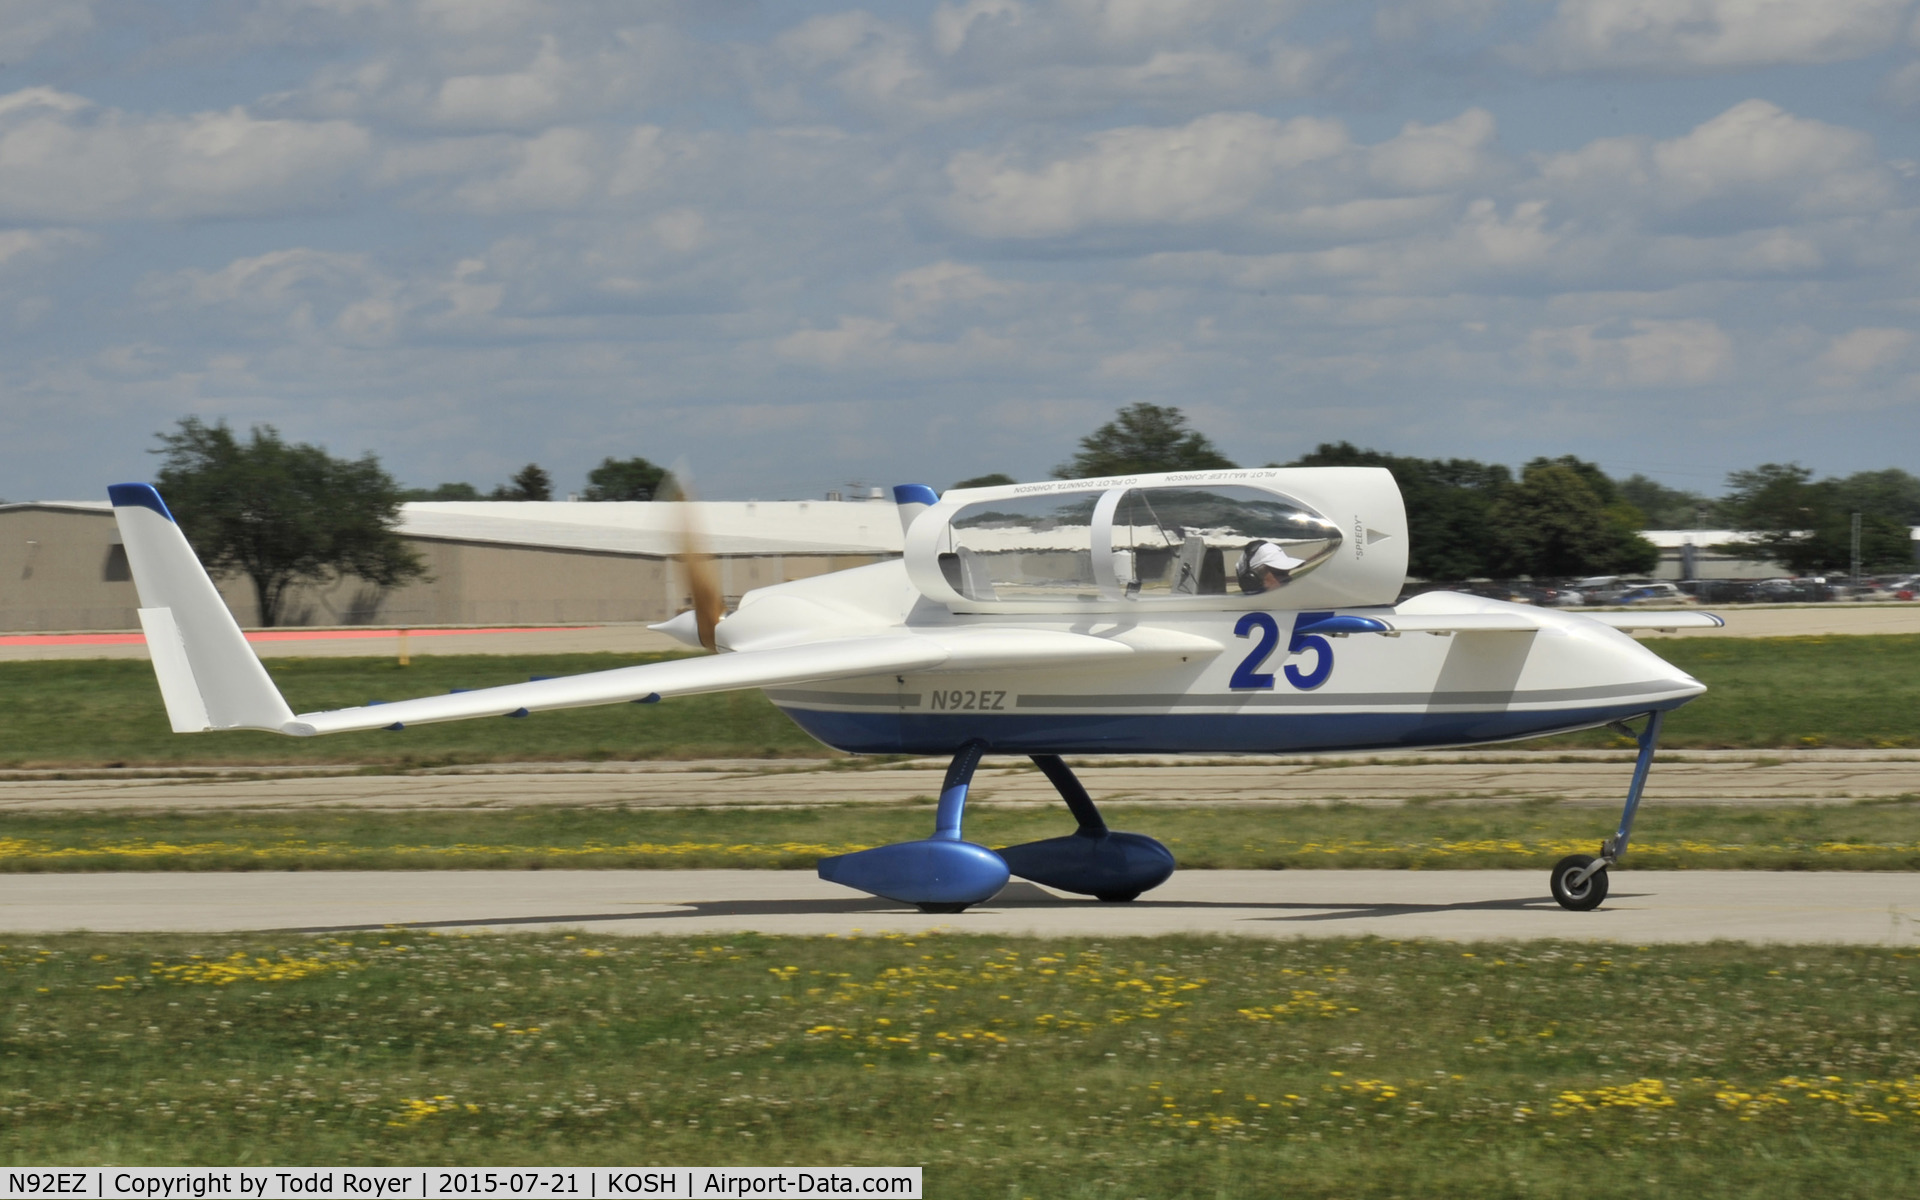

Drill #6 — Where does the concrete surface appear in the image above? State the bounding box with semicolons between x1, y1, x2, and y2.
2;868;1915;944
3;752;1914;812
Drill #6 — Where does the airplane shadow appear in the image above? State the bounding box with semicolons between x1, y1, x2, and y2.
282;881;1647;933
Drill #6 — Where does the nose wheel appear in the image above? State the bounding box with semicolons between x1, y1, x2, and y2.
1549;854;1608;911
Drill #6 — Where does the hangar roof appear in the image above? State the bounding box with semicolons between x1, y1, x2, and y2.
0;499;905;557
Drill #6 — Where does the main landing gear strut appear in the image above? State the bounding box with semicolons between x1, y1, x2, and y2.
1549;710;1665;912
816;743;1175;913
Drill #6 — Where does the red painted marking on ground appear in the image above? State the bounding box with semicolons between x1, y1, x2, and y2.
0;627;589;646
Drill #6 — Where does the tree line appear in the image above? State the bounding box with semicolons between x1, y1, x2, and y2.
1031;402;1918;582
143;409;1917;625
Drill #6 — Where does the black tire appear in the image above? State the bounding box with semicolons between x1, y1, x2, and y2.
1094;891;1140;903
916;901;971;914
1550;854;1609;912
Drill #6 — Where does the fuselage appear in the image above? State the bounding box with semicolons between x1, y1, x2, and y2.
734;562;1706;757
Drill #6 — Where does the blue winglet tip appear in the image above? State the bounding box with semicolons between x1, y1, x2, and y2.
892;484;939;506
1295;613;1392;636
107;483;174;522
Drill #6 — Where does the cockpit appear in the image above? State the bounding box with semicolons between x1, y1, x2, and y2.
903;469;1408;614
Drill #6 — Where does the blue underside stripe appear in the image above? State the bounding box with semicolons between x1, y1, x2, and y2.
777;702;1686;756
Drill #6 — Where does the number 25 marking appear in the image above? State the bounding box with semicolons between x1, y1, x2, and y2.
1231;612;1334;691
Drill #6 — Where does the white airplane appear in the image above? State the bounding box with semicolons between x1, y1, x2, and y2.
107;468;1722;914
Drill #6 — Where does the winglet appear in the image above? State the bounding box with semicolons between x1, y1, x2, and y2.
893;483;938;535
107;483;175;520
108;483;298;734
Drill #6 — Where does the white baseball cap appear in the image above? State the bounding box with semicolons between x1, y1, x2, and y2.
1248;542;1304;573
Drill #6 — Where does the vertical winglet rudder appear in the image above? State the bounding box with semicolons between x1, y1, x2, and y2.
893;484;938;536
107;484;297;734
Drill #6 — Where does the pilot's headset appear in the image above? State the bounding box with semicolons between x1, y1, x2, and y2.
1235;541;1303;594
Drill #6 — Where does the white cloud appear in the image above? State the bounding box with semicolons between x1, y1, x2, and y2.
287;18;708;130
943;111;1350;237
0;90;370;221
776;316;901;366
1881;57;1920;107
0;0;90;59
888;261;1020;323
1535;100;1892;225
1520;318;1733;387
449;127;600;212
933;0;1296;58
769;2;1334;124
150;247;520;347
1368;109;1500;193
1517;0;1916;73
0;226;93;270
1822;327;1914;374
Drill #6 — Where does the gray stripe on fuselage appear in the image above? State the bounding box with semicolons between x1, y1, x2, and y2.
765;689;920;707
1015;680;1684;709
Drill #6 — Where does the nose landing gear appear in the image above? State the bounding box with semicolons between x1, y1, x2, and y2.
1550;710;1664;912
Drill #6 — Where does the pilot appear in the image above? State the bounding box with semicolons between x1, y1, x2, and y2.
1236;541;1305;594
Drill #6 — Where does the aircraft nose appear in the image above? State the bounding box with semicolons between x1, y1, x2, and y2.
1660;668;1706;700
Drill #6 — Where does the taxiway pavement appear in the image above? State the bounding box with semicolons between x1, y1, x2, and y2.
2;869;1915;945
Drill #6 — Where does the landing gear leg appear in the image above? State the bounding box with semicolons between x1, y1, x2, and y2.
919;740;992;913
815;739;1010;912
1550;710;1664;912
1032;753;1109;838
996;755;1176;901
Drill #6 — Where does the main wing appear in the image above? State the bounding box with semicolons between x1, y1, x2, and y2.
108;483;1213;738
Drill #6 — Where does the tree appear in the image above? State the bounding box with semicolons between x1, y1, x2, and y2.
1723;463;1914;573
1834;468;1920;525
583;456;670;501
153;417;425;627
1054;403;1236;478
491;463;552;501
401;482;482;501
953;472;1016;489
1618;473;1719;529
1289;442;1515;580
1521;455;1659;575
1495;461;1656;578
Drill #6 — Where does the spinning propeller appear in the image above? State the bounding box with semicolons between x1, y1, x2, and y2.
671;471;723;652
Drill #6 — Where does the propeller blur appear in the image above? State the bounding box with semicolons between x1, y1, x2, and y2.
106;468;1722;914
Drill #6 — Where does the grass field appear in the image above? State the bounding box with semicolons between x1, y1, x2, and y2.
1;931;1915;1197
0;653;823;768
0;634;1916;768
4;799;1920;872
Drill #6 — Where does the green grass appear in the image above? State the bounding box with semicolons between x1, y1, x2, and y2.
1534;633;1920;750
2;932;1915;1197
0;653;825;768
1;634;1916;768
6;799;1920;872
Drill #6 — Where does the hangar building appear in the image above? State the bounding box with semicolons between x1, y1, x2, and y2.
0;499;903;631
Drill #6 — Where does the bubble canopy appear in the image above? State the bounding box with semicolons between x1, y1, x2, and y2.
903;468;1409;614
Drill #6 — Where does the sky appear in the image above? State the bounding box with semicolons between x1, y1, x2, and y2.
1;0;1918;503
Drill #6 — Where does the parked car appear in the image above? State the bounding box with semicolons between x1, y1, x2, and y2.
1614;582;1694;605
